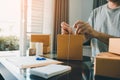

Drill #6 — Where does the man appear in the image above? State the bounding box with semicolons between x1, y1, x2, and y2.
61;0;120;57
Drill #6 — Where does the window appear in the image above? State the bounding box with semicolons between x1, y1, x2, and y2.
0;0;20;55
27;0;44;33
21;0;54;56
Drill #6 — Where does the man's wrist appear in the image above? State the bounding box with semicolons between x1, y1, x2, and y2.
92;30;99;38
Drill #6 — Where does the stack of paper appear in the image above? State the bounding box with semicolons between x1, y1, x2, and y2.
30;64;71;79
5;56;62;69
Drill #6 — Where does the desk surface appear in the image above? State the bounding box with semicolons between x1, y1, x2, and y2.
0;55;120;80
0;63;18;80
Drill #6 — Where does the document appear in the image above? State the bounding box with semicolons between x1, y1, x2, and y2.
30;64;71;79
5;56;62;69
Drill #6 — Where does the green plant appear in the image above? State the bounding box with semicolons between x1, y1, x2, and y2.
0;36;19;51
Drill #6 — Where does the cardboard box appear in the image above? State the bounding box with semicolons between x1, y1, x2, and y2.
30;34;50;54
31;34;50;46
43;46;50;54
57;34;84;60
95;38;120;79
29;48;36;56
29;46;50;54
109;38;120;55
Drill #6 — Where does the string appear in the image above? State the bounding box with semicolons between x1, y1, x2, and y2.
67;33;71;80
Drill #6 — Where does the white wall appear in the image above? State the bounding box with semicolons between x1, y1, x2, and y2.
69;0;93;26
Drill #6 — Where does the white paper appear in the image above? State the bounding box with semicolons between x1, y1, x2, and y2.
83;46;92;57
5;56;62;69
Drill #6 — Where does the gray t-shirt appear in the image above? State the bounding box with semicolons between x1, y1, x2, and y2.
88;4;120;57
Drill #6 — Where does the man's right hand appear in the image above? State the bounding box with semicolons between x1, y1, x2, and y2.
61;22;74;34
73;20;97;38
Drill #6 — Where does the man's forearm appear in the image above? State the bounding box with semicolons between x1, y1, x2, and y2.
93;31;116;45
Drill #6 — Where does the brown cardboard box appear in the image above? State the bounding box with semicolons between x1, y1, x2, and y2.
29;46;50;54
30;34;50;54
29;48;36;56
109;38;120;55
43;46;50;54
31;34;50;46
57;34;84;60
95;38;120;79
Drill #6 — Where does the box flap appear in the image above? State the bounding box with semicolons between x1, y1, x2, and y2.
96;52;120;60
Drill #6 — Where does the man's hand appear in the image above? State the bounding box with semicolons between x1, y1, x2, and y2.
61;22;74;34
61;20;116;45
73;20;97;38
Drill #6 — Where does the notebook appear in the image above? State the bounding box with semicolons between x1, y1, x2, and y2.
30;64;71;79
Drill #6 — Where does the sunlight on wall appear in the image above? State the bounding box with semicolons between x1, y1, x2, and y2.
0;0;20;36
